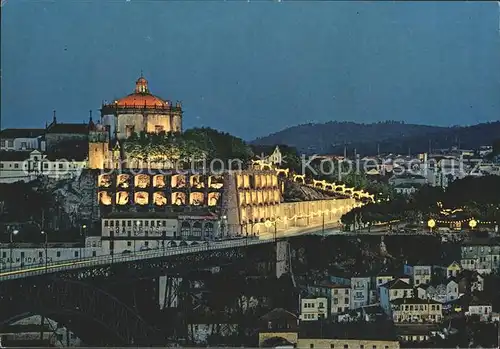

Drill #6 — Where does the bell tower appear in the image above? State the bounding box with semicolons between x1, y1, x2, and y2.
88;112;109;169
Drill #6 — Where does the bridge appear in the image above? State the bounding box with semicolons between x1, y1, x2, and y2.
0;221;339;346
0;237;281;345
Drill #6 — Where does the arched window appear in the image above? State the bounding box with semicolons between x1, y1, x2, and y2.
180;221;191;238
204;222;214;239
192;222;203;239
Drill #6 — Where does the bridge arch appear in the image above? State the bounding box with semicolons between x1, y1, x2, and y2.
0;277;160;346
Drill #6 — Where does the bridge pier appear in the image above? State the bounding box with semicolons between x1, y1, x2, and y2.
276;240;290;279
158;275;182;309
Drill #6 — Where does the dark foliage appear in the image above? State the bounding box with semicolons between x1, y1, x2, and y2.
341;176;500;226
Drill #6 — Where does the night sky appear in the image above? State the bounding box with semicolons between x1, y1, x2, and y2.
2;1;499;140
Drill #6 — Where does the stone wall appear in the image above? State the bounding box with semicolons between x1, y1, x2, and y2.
115;112;182;140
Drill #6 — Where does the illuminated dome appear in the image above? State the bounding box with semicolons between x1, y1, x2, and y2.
114;76;170;108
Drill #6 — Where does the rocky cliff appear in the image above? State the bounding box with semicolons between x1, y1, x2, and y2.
283;180;342;202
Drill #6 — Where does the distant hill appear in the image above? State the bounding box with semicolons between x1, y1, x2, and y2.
251;121;500;155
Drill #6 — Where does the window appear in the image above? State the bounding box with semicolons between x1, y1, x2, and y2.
1;252;5;258
39;252;43;258
59;164;63;169
310;344;314;349
104;221;109;227
0;164;3;169
7;140;13;147
344;345;348;349
145;241;149;247
74;251;79;257
344;298;349;304
0;140;5;147
56;251;61;257
345;289;349;294
14;163;19;168
92;251;97;257
360;345;364;349
21;142;27;148
127;241;132;247
330;345;334;349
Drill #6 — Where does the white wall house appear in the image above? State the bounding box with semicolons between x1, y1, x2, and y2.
0;128;45;152
299;297;328;321
350;277;371;309
403;264;432;286
467;302;493;322
101;212;221;255
416;278;459;304
0;237;104;271
306;283;351;315
0;150;86;184
380;279;414;314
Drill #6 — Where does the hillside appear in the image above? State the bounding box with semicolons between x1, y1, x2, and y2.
252;121;500;155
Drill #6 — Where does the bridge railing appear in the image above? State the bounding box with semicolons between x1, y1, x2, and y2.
0;237;271;281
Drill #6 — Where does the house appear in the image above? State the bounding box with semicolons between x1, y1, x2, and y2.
44;115;89;152
466;298;493;322
307;283;351;315
258;308;299;347
350;276;371;309
0;128;45;152
434;261;462;279
299;297;327;321
434;260;462;279
297;322;400;349
376;273;410;290
376;273;395;289
403;264;432;286
416;277;459;303
0;150;87;184
380;279;414;314
391;298;443;324
396;324;440;344
461;238;500;273
394;183;422;196
389;173;427;187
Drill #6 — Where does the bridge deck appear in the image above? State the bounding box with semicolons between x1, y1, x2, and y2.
0;238;270;281
0;222;359;281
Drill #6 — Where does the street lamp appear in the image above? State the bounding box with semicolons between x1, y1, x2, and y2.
427;219;436;233
10;229;19;271
41;230;47;271
221;216;227;239
134;221;141;253
81;224;87;259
